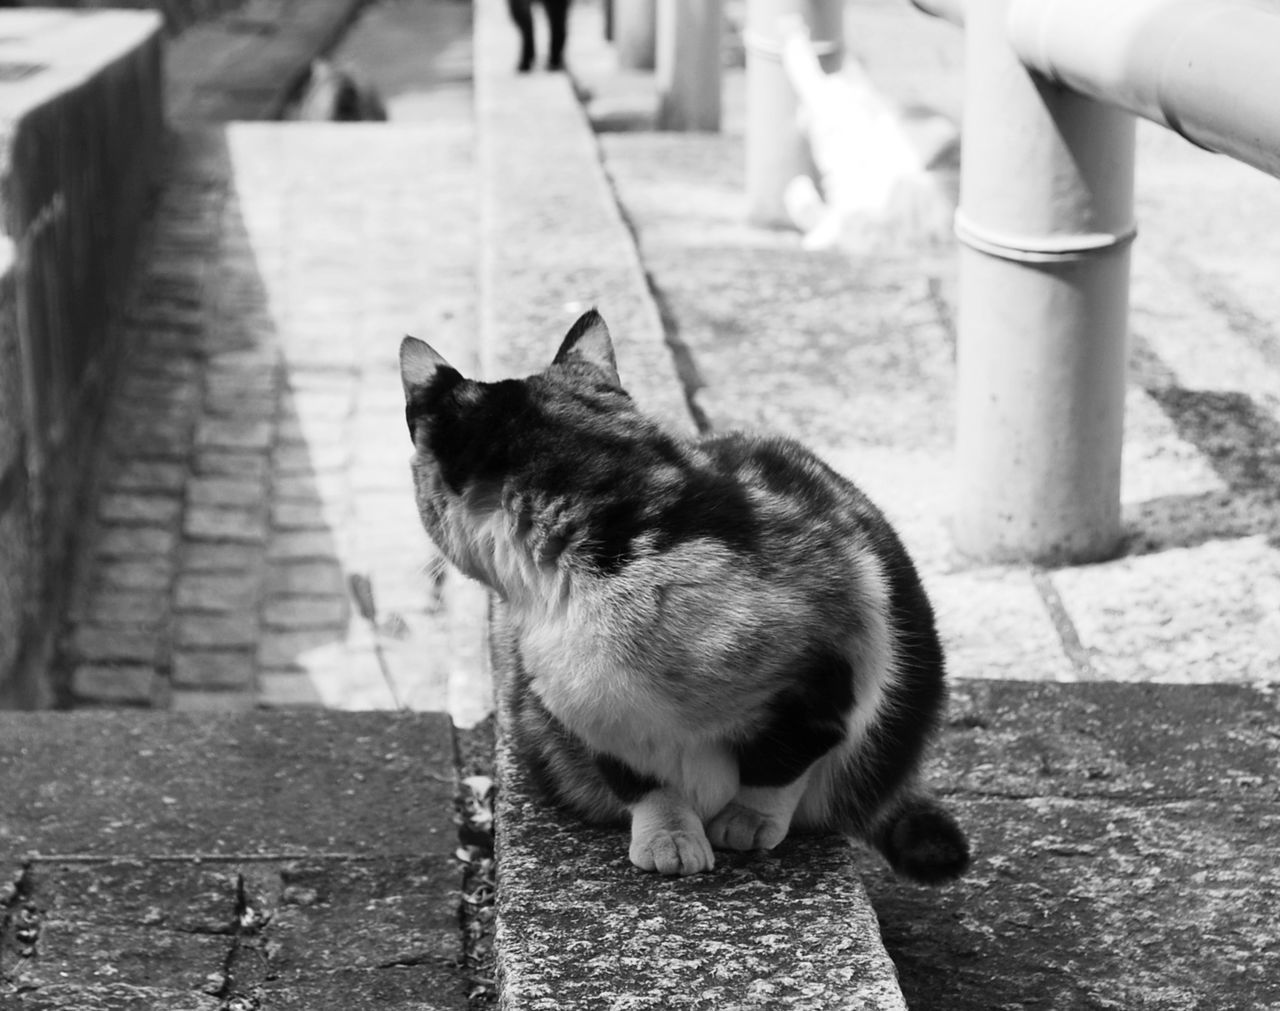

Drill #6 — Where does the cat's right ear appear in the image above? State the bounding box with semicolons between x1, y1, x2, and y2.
553;309;621;387
399;336;455;401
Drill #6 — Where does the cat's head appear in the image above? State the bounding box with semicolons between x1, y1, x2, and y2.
398;310;639;592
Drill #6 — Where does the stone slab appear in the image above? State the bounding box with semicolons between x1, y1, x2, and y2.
0;712;467;1009
857;680;1280;1010
0;711;457;857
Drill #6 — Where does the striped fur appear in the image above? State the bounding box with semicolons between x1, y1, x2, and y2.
400;311;969;882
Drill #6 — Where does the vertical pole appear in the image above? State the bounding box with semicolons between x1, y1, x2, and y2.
604;0;614;41
615;0;657;69
655;0;724;131
952;0;1137;564
744;0;843;226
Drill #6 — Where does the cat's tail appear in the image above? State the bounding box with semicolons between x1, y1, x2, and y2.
866;790;970;884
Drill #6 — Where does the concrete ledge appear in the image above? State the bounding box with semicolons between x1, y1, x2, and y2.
472;0;908;1006
0;711;467;1009
0;10;165;705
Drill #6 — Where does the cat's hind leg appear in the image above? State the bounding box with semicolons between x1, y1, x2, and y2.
706;771;811;852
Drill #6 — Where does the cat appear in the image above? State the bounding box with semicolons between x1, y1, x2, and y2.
288;58;388;121
399;310;970;882
508;0;571;72
780;18;957;255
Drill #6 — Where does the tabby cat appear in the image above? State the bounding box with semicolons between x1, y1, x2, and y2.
508;0;571;72
399;311;970;882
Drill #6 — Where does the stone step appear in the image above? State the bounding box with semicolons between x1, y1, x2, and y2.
471;0;908;1006
0;710;468;1009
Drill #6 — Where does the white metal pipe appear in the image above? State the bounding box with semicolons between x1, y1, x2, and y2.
909;0;965;27
1010;0;1280;180
744;0;843;225
953;0;1136;563
655;0;724;131
615;0;657;70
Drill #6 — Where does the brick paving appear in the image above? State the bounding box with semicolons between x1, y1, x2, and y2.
60;5;489;717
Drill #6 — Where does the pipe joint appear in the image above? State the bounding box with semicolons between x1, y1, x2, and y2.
954;209;1137;264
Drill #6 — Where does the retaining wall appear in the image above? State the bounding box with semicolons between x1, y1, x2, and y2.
0;10;165;704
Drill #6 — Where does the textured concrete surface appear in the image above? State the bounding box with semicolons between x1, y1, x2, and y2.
861;681;1280;1010
0;711;466;1009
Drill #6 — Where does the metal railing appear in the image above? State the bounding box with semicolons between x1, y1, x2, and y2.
939;0;1280;562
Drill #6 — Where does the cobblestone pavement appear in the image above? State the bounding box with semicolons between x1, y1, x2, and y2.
60;2;488;716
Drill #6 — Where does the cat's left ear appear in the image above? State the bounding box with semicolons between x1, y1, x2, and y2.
400;336;456;399
552;309;620;387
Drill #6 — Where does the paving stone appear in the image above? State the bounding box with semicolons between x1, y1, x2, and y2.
175;612;260;650
203;387;279;419
270;499;343;531
266;560;348;597
97;557;175;592
192;449;271;481
1051;535;1280;682
69;664;162;705
195;417;274;451
172;649;255;690
276;415;349;446
272;472;351;505
929;568;1076;682
263;596;349;630
257;670;326;707
184;504;268;543
272;441;352;475
106;460;187;494
97;492;183;527
282;388;355;423
181;538;264;569
174;572;261;613
258;629;347;670
80;590;169;629
170;689;258;712
267;531;341;562
70;627;164;665
186;476;267;508
13;922;230;993
95;524;180;559
107;415;195;460
254;856;460;974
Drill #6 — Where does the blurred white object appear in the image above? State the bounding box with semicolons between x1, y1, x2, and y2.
779;17;956;254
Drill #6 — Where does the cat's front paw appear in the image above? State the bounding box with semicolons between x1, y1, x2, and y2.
629;824;715;876
706;802;789;852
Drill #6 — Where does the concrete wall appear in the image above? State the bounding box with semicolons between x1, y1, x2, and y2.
0;1;246;36
0;10;165;705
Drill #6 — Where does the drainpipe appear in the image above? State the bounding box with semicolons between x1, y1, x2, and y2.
952;0;1136;563
744;0;844;225
655;0;724;131
615;0;657;70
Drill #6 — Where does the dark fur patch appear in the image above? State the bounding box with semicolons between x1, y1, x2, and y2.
734;646;854;787
594;754;663;804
